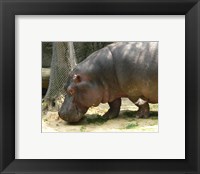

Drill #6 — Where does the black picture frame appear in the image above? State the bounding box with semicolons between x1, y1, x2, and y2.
0;0;200;173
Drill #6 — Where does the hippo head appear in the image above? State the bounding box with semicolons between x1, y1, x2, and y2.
58;94;88;123
58;72;103;123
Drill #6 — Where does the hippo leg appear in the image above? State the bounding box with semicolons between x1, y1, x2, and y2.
134;98;150;118
103;98;121;119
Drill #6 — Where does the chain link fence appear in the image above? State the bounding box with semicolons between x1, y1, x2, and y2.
42;42;112;111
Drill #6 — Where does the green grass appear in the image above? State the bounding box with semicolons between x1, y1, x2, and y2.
80;126;86;132
125;122;138;129
123;111;135;117
86;115;109;125
150;116;158;120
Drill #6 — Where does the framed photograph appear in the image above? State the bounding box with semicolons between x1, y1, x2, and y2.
42;41;159;133
0;0;200;174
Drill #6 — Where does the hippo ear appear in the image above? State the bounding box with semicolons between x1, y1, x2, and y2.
73;74;81;83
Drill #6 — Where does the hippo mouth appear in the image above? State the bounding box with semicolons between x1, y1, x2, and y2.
58;102;88;123
59;112;83;123
58;107;84;123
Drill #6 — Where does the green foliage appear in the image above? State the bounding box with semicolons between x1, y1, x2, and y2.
80;126;86;132
150;116;158;120
125;122;138;129
74;42;112;63
42;42;112;67
42;42;52;67
149;111;158;117
123;111;135;117
86;115;109;125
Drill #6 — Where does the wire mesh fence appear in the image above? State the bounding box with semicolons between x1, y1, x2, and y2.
42;42;112;111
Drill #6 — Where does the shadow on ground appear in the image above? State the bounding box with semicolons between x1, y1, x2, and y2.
42;100;158;132
70;110;158;126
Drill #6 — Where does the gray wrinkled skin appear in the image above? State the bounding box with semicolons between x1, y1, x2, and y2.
58;42;158;123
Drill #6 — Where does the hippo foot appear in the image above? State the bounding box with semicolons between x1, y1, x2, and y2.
135;109;149;118
103;98;121;119
135;98;150;118
103;110;119;119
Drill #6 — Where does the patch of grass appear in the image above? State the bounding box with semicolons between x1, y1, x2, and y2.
125;122;138;129
80;126;86;132
126;118;136;122
150;116;158;120
86;115;109;125
123;111;135;117
149;111;158;117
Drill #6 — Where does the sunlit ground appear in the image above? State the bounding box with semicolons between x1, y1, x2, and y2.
42;98;158;133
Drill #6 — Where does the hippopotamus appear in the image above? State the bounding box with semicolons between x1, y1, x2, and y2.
58;42;158;123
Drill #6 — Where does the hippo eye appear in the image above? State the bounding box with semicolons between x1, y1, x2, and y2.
69;89;74;95
67;87;76;96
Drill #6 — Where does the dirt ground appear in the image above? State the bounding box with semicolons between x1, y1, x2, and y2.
42;98;158;133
